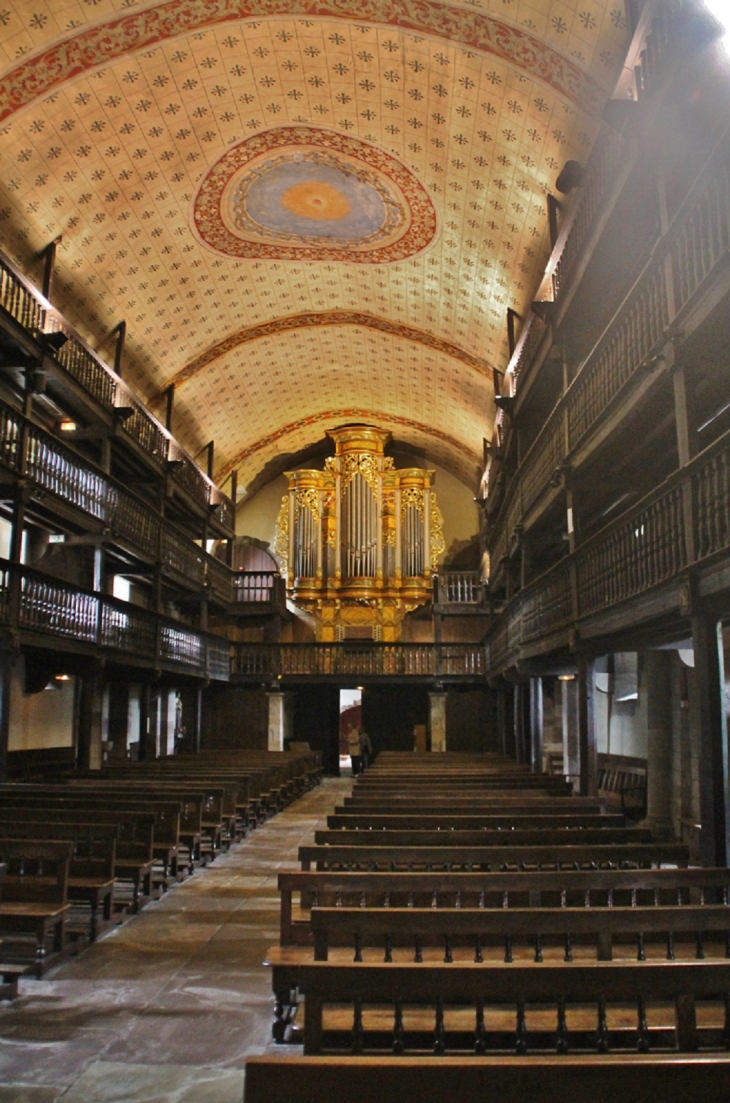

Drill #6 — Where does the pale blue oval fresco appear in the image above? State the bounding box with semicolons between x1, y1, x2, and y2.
240;160;388;240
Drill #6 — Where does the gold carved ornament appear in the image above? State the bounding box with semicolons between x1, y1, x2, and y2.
430;491;446;571
341;453;379;489
273;495;289;580
294;488;319;522
400;487;424;520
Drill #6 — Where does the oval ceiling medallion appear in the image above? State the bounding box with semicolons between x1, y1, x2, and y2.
192;126;438;263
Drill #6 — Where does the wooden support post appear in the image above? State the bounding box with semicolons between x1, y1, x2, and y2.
42;238;59;303
692;614;729;867
165;383;174;432
0;651;12;783
547;194;561;250
137;683;156;762
643;650;674;838
506;308;519;357
578;655;596;796
107;679;129;760
206;440;214;480
77;665;104;771
113;321;126;379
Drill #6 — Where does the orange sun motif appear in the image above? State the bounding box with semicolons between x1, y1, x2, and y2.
281;182;351;221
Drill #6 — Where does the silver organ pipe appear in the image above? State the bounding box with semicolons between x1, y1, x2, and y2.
296;504;316;578
342;473;377;578
403;505;424;577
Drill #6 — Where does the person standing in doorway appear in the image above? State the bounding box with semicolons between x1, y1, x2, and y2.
347;724;362;775
359;727;372;771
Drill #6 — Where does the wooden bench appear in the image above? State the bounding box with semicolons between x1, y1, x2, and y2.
0;821;116;941
299;842;690;872
306;904;730;962
597;754;648;819
0;840;73;975
243;1053;730;1103
313;828;654;848
295;959;730;1055
277;867;730;945
326;814;627;830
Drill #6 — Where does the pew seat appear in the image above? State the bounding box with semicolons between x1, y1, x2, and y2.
0;840;74;975
243;1053;730;1103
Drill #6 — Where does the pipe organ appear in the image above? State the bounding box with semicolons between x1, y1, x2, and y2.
274;425;444;641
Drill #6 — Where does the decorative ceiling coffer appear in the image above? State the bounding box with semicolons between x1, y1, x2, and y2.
274;425;444;641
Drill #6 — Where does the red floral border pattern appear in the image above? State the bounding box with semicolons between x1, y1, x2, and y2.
154;308;494;399
0;0;606;124
217;407;482;481
192;127;437;262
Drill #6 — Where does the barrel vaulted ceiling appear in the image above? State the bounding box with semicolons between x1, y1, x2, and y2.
0;0;629;497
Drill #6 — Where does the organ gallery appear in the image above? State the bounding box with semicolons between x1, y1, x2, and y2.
275;425;445;640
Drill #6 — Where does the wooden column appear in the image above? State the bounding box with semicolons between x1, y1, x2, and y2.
0;651;12;783
137;684;156;761
77;666;104;771
107;679;129;760
692;614;729;867
562;676;580;790
643;650;674;838
578;656;596;796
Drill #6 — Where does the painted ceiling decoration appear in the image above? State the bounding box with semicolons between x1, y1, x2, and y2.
153;309;494;399
193;125;437;261
216;404;483;483
0;0;630;504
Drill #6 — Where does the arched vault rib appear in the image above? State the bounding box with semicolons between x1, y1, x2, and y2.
152;311;498;404
0;0;607;125
216;407;482;486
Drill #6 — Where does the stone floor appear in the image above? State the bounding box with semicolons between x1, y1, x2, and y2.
0;777;349;1103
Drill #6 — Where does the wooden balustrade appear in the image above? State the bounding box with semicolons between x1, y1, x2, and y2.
0;396;234;602
233;643;486;680
0;250;234;531
488;125;730;571
234;571;280;604
436;572;483;604
486;427;730;673
0;560;228;680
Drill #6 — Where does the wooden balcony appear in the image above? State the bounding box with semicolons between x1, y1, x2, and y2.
232;642;486;682
0;252;234;535
434;571;485;606
488;117;730;579
232;571;286;609
485;422;730;674
0;559;230;680
0;396;234;603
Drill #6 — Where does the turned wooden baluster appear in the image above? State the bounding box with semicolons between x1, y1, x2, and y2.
352;997;364;1054
392;1000;404;1054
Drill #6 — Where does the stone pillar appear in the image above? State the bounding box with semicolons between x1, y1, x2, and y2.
428;691;447;753
692;614;729;867
562;677;580;792
578;656;596;797
267;691;286;752
529;677;543;773
643;650;674;838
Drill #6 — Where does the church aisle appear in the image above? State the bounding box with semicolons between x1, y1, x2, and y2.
0;778;350;1103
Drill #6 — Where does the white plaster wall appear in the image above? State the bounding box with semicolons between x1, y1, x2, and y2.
8;656;75;751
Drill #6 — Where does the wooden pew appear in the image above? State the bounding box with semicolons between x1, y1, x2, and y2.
243;1053;730;1103
326;814;627;830
298;842;690;872
277;867;730;946
0;821;116;941
0;840;73;975
313;829;654;848
306;904;730;962
295;959;730;1055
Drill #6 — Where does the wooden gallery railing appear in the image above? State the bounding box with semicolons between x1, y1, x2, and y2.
0;398;233;603
0;560;231;680
485;425;730;672
488;44;730;574
0;251;234;532
233;643;486;680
